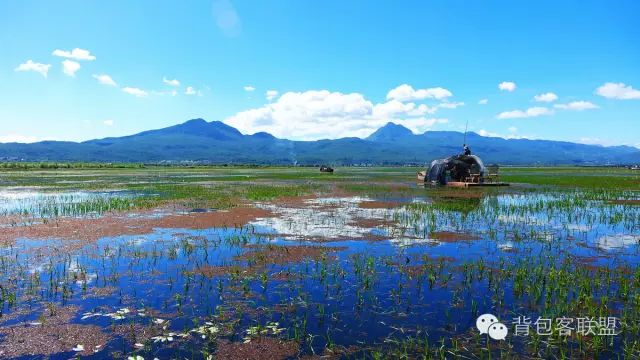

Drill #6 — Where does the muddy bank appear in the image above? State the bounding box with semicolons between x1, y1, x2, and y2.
0;206;271;245
237;244;347;265
0;305;110;358
215;337;299;360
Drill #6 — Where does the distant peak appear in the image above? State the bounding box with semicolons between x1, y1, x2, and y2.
366;122;414;141
251;131;276;139
184;118;207;124
381;122;410;130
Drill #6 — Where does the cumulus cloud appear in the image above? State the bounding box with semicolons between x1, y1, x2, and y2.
408;103;438;116
62;60;81;77
185;86;197;95
52;48;96;61
163;77;180;87
533;92;558;102
93;74;117;86
103;120;114;126
225;89;450;140
386;84;453;101
14;60;51;77
595;82;640;100
266;90;279;101
497;107;553;119
122;87;148;97
478;99;488;105
371;100;439;118
554;101;599;111
244;85;255;92
397;118;448;133
498;81;516;92
372;100;417;118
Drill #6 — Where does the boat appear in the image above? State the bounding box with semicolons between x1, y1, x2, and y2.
319;165;334;173
418;154;509;187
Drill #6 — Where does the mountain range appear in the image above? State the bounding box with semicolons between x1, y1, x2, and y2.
0;118;638;165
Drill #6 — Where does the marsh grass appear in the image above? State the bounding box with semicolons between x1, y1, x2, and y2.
0;165;639;358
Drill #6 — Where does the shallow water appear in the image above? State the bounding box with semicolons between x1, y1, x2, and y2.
0;189;146;218
0;190;639;358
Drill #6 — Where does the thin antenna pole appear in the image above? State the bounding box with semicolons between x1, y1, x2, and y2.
463;119;469;145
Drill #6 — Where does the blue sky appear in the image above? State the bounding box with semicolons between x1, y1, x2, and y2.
1;0;639;147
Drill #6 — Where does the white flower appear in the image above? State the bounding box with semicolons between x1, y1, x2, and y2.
151;335;174;343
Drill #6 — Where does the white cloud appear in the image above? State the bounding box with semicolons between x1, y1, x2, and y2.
533;92;558;102
244;85;255;92
163;77;180;87
92;74;117;86
103;120;114;126
477;128;532;140
52;48;96;61
372;100;416;118
266;90;279;101
508;126;518;133
595;82;640;100
578;137;606;145
478;99;488;105
62;60;81;77
386;84;453;101
554;101;599;111
477;129;499;137
398;118;448;133
438;101;464;109
152;89;179;96
0;134;42;143
408;103;438;116
14;60;51;77
498;81;516;92
578;137;640;148
225;89;450;140
497;107;553;119
185;86;197;95
122;87;148;97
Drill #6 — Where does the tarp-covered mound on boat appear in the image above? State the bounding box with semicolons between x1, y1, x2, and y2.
425;155;486;185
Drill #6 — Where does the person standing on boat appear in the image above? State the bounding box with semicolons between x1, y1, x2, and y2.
463;144;471;156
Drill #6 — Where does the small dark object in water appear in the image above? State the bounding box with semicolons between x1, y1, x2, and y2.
319;165;334;173
190;208;217;213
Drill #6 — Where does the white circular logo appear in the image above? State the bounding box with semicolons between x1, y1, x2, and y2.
488;322;508;340
476;313;499;334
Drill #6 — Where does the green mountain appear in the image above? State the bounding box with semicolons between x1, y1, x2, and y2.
0;119;637;165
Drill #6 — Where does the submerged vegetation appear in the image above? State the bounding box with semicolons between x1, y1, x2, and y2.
0;165;638;358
